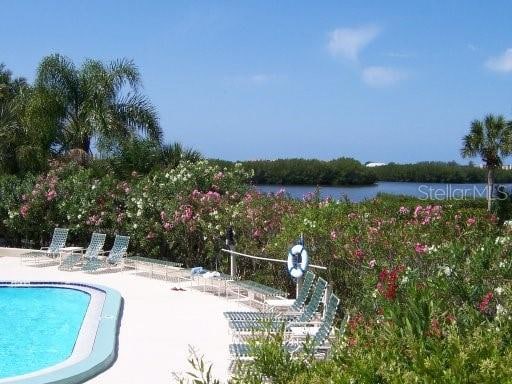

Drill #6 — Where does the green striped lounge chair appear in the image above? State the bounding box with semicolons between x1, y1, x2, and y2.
22;227;69;264
228;278;328;335
59;232;106;271
230;293;342;361
83;235;129;272
224;271;316;322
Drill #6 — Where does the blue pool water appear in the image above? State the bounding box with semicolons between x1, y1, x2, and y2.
0;287;90;378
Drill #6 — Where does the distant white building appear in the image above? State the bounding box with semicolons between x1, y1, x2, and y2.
365;162;387;167
478;164;512;170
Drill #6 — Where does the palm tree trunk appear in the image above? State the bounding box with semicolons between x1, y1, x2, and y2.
82;137;91;154
487;168;494;211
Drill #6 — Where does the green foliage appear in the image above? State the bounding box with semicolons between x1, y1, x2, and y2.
229;195;512;383
30;54;162;154
372;161;507;183
2;159;512;382
174;347;221;384
461;114;512;169
241;158;377;186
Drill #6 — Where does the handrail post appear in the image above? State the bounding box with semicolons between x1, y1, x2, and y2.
296;276;303;299
226;226;236;278
296;232;304;299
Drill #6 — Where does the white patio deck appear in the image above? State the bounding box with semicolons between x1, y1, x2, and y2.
0;253;251;383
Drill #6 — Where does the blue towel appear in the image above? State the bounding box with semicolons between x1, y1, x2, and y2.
191;266;206;276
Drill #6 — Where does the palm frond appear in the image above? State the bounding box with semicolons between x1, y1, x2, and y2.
110;93;162;142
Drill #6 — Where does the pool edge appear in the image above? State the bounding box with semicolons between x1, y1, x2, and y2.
0;282;123;384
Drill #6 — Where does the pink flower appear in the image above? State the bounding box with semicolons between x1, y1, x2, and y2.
415;243;428;254
398;206;410;215
252;228;262;239
368;259;376;268
163;222;173;231
205;191;221;201
20;205;29;218
191;189;202;199
467;217;476;226
45;190;57;201
181;206;194;221
330;230;337;240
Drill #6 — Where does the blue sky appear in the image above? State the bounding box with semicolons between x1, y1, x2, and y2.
2;1;512;163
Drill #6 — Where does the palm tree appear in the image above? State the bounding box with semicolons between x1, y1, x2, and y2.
159;142;202;168
29;54;162;154
461;114;512;211
0;64;48;174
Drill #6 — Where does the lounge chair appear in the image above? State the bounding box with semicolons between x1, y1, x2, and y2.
265;270;316;311
230;293;343;362
21;228;69;264
228;278;327;335
59;232;106;271
83;235;129;272
224;271;316;321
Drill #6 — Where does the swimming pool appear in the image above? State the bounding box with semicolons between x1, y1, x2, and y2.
0;282;122;384
0;287;90;378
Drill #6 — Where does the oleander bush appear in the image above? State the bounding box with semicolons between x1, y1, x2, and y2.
2;161;512;382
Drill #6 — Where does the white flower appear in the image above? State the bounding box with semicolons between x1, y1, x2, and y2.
504;220;512;227
495;287;504;295
428;245;439;253
499;261;507;269
133;224;138;229
78;214;82;219
136;210;142;217
497;304;507;316
438;265;452;277
401;276;409;284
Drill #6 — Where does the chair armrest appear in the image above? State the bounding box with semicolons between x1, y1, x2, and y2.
286;321;322;329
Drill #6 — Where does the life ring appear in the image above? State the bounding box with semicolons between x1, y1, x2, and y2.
287;244;309;278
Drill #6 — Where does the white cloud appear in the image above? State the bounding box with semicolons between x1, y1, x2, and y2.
467;43;477;52
248;74;273;85
361;66;406;87
327;25;380;61
486;48;512;72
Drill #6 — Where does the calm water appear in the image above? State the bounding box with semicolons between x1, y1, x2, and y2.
0;287;90;378
257;182;510;202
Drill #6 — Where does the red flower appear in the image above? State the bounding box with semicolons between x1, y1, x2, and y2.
354;248;365;260
377;266;404;300
479;291;494;313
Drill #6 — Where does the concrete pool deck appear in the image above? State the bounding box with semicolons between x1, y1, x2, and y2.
0;255;250;383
